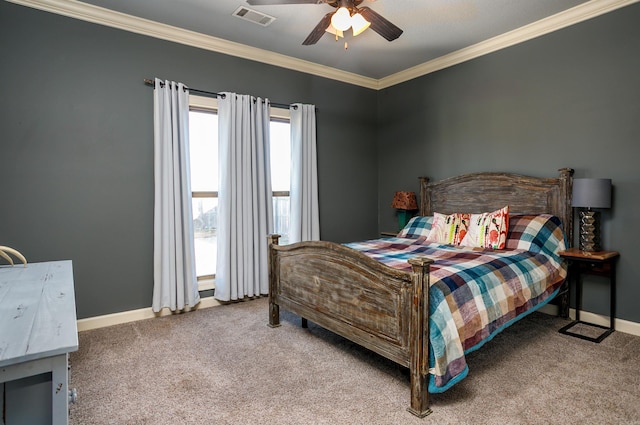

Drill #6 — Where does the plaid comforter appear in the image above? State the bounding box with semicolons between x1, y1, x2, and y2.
345;214;567;393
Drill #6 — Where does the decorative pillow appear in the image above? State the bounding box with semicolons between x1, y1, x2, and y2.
426;212;470;245
505;214;567;254
398;216;434;238
459;206;510;249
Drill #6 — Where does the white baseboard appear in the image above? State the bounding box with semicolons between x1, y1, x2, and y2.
78;297;640;338
76;296;221;332
538;304;640;337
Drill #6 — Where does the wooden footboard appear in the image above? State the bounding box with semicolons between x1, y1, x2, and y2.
267;234;434;417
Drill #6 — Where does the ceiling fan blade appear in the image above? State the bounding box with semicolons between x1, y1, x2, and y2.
302;12;333;45
358;6;403;41
247;0;325;5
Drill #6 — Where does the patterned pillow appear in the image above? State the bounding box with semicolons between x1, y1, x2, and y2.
398;215;433;238
426;212;470;245
459;206;510;249
505;214;567;254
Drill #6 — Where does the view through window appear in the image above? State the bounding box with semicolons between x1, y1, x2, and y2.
189;98;291;288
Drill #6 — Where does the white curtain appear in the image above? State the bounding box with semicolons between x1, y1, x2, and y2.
216;93;273;301
152;78;200;312
289;103;320;243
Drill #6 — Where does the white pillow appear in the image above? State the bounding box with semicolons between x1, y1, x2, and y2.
459;206;510;249
426;212;469;245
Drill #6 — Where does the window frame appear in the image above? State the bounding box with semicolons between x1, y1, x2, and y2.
188;95;291;291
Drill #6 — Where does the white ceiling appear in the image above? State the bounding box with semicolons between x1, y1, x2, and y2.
11;0;637;87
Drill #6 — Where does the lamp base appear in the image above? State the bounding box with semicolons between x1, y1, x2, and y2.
397;210;413;231
579;209;601;252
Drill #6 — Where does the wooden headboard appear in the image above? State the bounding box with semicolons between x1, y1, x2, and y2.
419;168;574;247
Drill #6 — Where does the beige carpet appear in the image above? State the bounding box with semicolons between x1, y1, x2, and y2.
69;297;640;424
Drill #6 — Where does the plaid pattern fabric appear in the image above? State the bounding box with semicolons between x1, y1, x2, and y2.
346;214;567;393
398;215;433;238
505;214;568;254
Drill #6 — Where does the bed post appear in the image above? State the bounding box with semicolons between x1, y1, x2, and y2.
418;176;430;216
267;234;281;328
407;256;434;418
557;168;574;319
558;168;574;248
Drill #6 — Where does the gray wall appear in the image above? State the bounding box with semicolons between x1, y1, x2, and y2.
0;1;378;319
378;3;640;323
2;1;638;325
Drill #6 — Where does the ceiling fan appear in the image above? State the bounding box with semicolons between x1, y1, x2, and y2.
246;0;403;45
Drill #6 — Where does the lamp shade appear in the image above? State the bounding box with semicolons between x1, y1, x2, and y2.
325;22;344;38
391;191;418;210
351;12;370;36
331;7;352;31
572;178;612;209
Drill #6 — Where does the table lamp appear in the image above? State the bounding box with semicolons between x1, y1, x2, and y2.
391;191;418;231
572;178;611;252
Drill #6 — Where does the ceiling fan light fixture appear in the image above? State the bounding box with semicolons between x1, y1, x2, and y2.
351;12;370;36
325;22;344;38
331;6;352;32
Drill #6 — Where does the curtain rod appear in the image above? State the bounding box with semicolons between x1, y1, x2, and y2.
143;79;295;110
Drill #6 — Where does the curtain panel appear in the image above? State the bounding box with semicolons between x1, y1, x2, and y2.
216;93;273;301
289;103;320;243
152;78;200;312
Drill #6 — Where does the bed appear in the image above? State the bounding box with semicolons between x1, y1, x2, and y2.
267;168;574;417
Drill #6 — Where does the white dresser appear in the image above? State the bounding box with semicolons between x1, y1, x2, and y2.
0;260;78;425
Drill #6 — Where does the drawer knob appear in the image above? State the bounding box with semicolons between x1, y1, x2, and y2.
69;388;78;404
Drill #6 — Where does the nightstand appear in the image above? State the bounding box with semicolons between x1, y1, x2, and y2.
558;248;619;343
380;231;398;237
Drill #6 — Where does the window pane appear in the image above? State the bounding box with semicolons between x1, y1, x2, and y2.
270;120;290;192
189;110;218;192
270;120;290;243
273;196;290;245
192;197;217;277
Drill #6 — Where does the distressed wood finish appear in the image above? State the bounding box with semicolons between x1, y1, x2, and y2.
269;240;426;365
0;260;78;366
0;260;78;424
419;168;574;245
407;256;433;418
268;168;573;418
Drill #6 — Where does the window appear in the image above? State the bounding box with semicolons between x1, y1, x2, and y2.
270;115;291;246
188;95;291;290
189;104;218;285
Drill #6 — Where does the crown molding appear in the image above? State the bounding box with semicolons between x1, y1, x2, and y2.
378;0;640;89
6;0;379;89
7;0;639;91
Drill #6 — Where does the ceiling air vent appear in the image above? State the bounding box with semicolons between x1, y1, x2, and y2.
232;6;276;27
